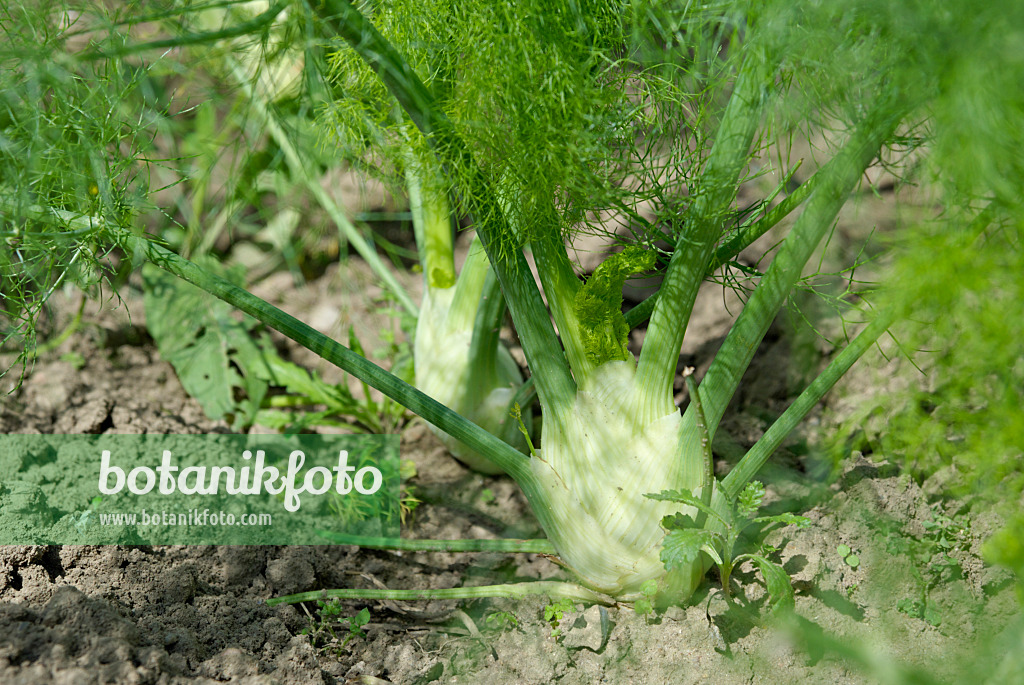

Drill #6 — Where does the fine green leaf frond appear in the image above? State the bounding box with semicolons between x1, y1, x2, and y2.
753;513;811;529
0;4;160;385
321;0;712;260
574;245;656;365
831;0;1024;521
82;1;288;60
861;212;1024;508
736;481;765;518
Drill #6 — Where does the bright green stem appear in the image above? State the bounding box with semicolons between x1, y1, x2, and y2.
229;57;417;315
469;213;579;427
317;0;577;419
720;311;893;500
531;234;593;383
694;106;902;436
718;554;737;603
684;373;715;529
502;377;538;446
466;267;505;390
622;162;820;331
316;531;556;554
447;236;490;333
129;235;539;488
635;58;772;424
405;152;456;290
707;162;821;275
266;581;615;607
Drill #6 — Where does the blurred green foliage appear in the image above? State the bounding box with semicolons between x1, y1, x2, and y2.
803;0;1024;600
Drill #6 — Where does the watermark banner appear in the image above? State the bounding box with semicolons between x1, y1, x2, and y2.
0;434;399;544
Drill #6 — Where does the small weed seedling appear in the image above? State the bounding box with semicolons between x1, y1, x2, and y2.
543;598;576;638
302;600;370;654
484;609;519;632
881;504;970;628
837;544;861;569
633;580;660;617
647;481;810;612
921;504;969;583
398;459;423;526
896;595;943;627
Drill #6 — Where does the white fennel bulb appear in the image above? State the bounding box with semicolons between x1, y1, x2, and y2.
531;361;723;597
415;285;526;474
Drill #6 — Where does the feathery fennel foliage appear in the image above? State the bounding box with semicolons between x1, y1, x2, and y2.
0;2;160;382
817;0;1024;594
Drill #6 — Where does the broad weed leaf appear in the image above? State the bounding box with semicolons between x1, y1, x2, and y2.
747;554;795;614
660;529;718;572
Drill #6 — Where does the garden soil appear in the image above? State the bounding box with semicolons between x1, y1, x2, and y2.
0;239;1017;684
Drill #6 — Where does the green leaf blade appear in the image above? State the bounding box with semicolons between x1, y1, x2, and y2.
660;528;719;572
647;488;728;527
142;262;268;425
745;554;795;614
737;481;765;519
753;512;811;528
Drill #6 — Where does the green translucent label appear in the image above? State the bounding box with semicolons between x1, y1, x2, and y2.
0;434;399;544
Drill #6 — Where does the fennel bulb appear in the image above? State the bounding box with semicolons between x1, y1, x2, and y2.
414;284;527;474
531;361;723;596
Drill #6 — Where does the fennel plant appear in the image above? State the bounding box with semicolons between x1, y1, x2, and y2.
5;0;1016;611
299;0;905;603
